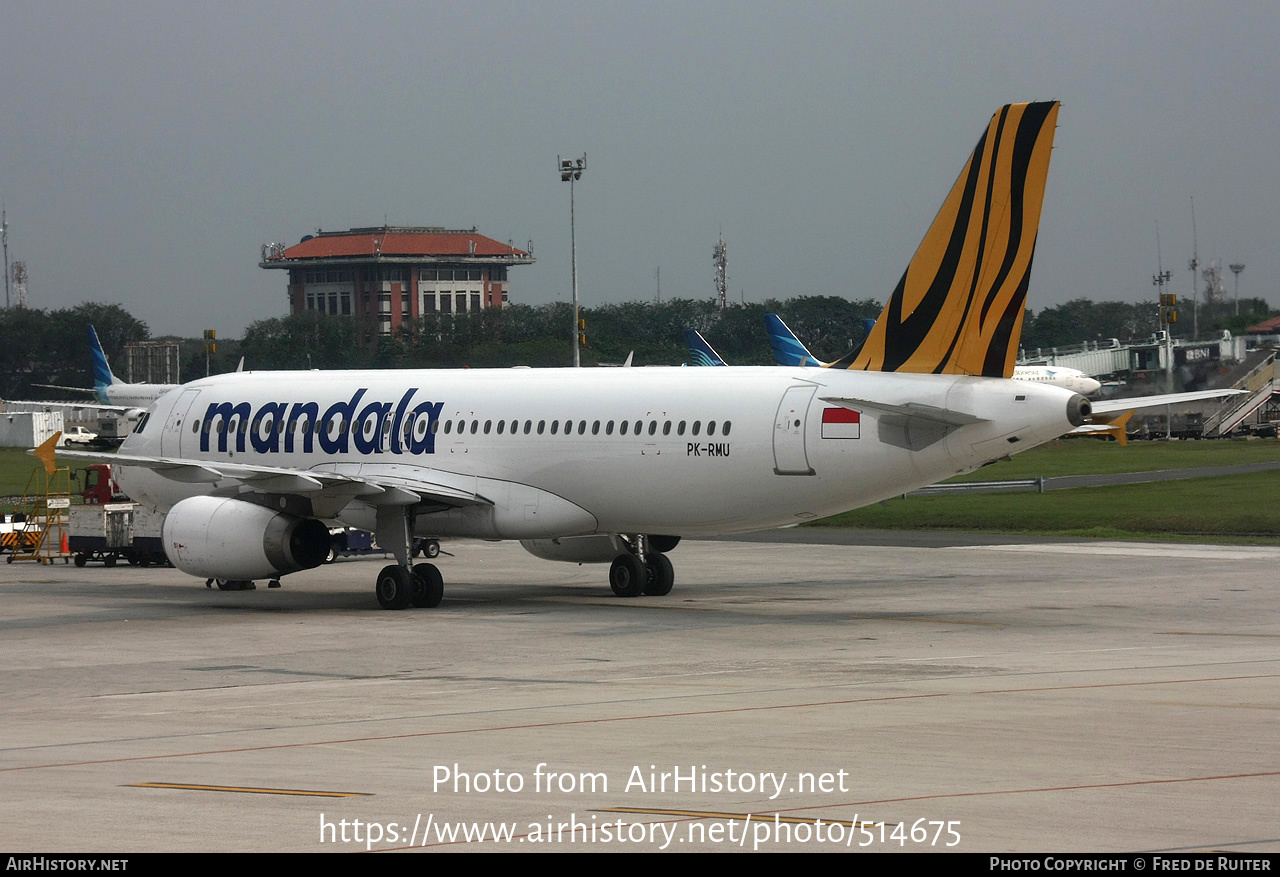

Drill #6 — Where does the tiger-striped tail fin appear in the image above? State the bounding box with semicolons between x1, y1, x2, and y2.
827;101;1059;378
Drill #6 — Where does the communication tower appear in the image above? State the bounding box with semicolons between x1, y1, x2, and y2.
11;260;27;308
713;235;727;310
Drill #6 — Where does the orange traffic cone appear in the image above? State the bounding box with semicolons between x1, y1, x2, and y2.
60;531;70;556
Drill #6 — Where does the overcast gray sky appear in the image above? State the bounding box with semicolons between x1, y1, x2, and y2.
2;1;1277;337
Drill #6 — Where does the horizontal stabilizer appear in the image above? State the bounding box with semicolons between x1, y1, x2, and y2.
1090;389;1245;416
819;395;989;428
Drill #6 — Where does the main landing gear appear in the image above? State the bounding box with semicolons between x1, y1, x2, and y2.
608;535;677;598
373;504;444;610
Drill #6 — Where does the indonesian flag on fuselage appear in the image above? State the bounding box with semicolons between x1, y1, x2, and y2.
821;407;860;439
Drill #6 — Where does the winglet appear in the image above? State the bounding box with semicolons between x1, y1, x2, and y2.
33;431;61;475
828;102;1060;378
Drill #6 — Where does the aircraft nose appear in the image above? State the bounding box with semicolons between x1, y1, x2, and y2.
1083;377;1102;395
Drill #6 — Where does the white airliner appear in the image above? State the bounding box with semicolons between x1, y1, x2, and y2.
1010;365;1100;395
51;102;1094;609
33;325;177;412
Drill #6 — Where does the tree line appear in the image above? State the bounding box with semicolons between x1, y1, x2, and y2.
1;295;1274;399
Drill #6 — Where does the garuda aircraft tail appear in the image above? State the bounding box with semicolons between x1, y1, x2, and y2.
88;325;118;403
826;101;1059;378
685;329;728;367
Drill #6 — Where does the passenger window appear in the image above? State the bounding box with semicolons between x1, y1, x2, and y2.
578;421;587;435
484;420;492;434
192;420;200;434
496;420;505;435
431;420;440;434
692;421;701;436
551;420;559;435
471;421;479;435
524;421;532;434
620;420;629;436
445;420;453;434
723;421;732;436
537;420;545;435
634;420;642;435
708;421;716;436
591;420;600;435
678;421;686;435
606;420;614;435
662;421;671;436
648;421;656;436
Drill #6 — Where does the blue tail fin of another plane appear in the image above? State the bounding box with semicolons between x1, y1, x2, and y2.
765;314;825;368
685;329;728;367
88;326;117;403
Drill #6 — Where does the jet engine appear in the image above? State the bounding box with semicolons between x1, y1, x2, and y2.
162;495;330;580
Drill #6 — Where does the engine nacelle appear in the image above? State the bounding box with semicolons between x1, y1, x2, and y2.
162;495;330;580
520;535;623;564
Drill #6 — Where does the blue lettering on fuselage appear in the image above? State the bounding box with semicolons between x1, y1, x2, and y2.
199;389;443;457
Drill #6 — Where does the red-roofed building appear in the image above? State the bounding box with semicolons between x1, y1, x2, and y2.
260;226;534;336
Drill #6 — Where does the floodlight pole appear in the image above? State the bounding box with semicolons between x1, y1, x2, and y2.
1229;263;1245;317
559;154;587;367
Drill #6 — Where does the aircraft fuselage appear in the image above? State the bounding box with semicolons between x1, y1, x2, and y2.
118;366;1079;539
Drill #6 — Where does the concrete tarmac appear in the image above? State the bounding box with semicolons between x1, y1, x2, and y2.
1;535;1277;853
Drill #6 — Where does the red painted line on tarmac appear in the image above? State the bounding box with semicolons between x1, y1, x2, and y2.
0;692;946;772
766;769;1280;816
6;672;1278;774
973;672;1280;696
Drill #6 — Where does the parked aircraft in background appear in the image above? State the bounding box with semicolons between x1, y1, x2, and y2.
764;313;1104;395
51;102;1093;610
33;326;178;408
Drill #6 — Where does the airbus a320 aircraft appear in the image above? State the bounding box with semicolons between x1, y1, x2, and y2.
52;102;1090;610
35;325;178;409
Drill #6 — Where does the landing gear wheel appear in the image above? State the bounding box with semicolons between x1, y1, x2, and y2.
411;563;444;608
609;554;645;598
643;553;674;596
376;564;414;610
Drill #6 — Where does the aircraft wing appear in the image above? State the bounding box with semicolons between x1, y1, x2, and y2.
49;447;490;511
1090;389;1246;416
5;397;139;415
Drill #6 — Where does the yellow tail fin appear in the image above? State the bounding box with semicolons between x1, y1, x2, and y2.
828;102;1059;378
34;431;61;475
